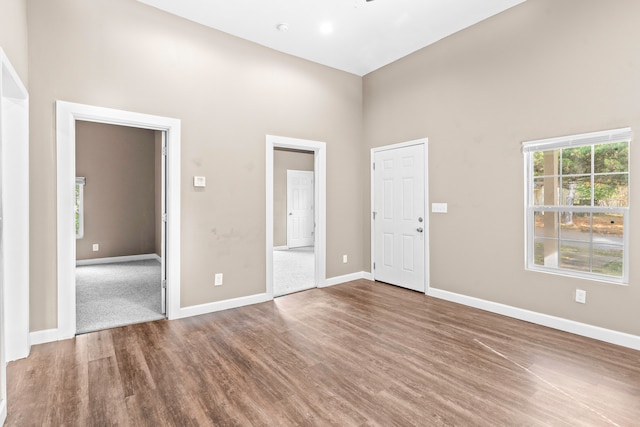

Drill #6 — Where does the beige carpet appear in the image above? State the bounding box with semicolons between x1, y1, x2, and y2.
76;259;165;334
273;246;315;297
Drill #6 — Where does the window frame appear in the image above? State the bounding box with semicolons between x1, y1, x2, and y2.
523;128;632;285
75;177;85;239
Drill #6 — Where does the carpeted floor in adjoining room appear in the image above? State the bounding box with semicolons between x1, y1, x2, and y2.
76;259;165;334
273;246;315;297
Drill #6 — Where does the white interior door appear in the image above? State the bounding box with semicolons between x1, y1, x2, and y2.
160;131;167;314
287;170;315;248
373;143;426;292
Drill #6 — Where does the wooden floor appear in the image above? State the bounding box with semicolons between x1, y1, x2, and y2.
7;280;640;426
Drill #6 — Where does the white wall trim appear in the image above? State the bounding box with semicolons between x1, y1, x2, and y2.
428;287;640;351
76;253;160;266
56;101;181;340
30;291;267;345
322;272;368;288
266;135;326;299
370;138;430;294
273;246;288;251
176;293;271;319
1;48;30;365
29;329;60;346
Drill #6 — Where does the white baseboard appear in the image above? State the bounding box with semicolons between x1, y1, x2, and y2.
176;292;271;319
76;253;160;266
179;271;368;318
273;246;288;251
362;271;373;281
29;328;61;346
322;271;367;288
428;287;640;351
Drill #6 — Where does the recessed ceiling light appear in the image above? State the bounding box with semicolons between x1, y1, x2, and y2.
276;23;289;32
319;22;334;34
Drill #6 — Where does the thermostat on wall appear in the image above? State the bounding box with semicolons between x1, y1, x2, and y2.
193;176;206;187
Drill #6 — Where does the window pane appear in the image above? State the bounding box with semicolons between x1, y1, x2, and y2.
533;177;559;206
534;238;557;267
562;146;591;175
593;213;624;244
534;211;558;238
594;174;628;207
594;142;628;174
534;150;560;177
559;241;591;272
560;212;590;242
561;175;590;206
592;245;623;277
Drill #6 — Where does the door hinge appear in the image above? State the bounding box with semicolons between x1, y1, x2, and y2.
372;211;377;220
372;162;375;170
373;262;376;270
161;279;167;289
162;146;168;156
162;213;168;222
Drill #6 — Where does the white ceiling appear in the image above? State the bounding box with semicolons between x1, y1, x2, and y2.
137;0;526;76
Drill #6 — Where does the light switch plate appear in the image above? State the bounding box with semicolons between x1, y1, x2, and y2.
432;203;448;213
193;176;206;187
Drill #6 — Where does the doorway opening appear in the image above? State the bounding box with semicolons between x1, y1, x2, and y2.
371;138;429;294
56;101;181;340
273;149;315;296
74;121;165;333
266;135;326;298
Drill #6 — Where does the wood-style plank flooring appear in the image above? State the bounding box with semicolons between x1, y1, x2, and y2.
7;280;640;426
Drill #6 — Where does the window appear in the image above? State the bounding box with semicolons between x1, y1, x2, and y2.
523;128;632;283
75;177;85;239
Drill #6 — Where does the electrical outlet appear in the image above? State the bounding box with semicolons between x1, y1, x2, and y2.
214;273;223;286
575;289;586;304
92;244;99;252
343;254;348;263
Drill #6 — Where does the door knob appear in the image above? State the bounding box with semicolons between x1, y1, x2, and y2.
417;227;423;233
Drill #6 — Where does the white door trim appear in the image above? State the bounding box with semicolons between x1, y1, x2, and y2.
0;48;29;426
56;101;181;340
1;49;30;362
266;135;326;298
370;138;429;294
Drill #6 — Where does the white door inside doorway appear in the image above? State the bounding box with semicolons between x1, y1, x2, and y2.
287;170;314;248
372;142;427;292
